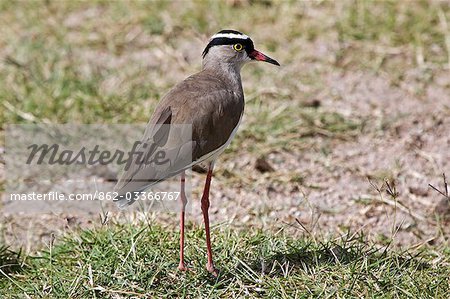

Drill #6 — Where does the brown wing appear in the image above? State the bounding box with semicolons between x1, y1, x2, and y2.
114;70;244;206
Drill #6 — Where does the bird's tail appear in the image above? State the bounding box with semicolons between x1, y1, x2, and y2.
114;194;137;209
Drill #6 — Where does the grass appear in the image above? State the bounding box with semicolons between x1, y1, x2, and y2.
2;1;449;136
1;1;450;297
1;222;449;298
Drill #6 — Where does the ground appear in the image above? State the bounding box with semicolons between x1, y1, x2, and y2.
0;1;449;297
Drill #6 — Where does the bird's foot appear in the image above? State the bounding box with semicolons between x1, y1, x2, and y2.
206;263;219;277
178;262;190;272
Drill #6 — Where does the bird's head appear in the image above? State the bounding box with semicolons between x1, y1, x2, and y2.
202;30;280;70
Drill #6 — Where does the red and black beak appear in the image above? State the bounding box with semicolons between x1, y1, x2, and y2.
249;49;280;66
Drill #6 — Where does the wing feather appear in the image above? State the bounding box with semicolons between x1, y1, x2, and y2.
114;71;244;207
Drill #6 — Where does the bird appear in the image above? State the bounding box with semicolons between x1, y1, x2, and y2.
114;29;279;276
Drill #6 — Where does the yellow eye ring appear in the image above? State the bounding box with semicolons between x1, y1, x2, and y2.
233;43;243;52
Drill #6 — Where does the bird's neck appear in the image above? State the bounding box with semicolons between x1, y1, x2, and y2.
202;60;243;92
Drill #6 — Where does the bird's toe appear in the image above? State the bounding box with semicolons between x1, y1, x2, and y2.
206;264;219;277
178;263;190;272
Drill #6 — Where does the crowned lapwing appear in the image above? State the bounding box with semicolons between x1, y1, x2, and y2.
114;30;279;276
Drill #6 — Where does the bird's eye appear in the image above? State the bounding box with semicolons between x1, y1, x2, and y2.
233;43;243;52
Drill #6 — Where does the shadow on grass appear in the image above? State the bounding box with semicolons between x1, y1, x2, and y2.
0;245;24;277
247;235;430;277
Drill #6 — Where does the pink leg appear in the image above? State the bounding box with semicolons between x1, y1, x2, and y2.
178;171;188;271
201;162;218;276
